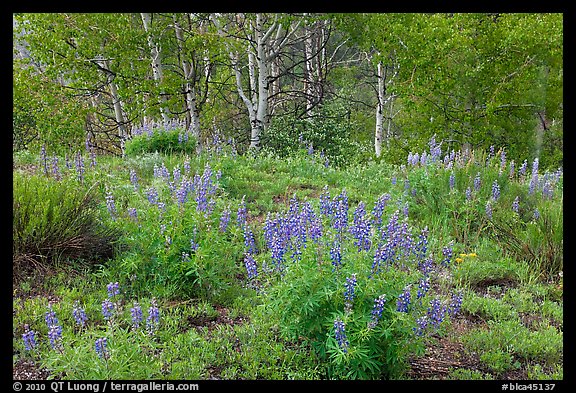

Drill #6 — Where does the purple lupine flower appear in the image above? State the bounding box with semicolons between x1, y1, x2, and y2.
441;242;453;267
332;190;349;236
105;191;117;218
412;152;420;167
333;318;349;353
465;187;472;201
95;337;109;359
244;226;257;255
518;159;528;178
448;292;464;316
491;180;500;201
396;286;411;313
183;157;191;175
319;185;332;216
237;196;247;228
418;256;435;276
130;169;139;191
308;217;323;244
40;144;48;175
146;187;159;205
146;299;160;334
488;145;495;158
417;276;430;299
529;173;538;195
107;282;120;299
485;200;493;220
72;301;88;328
190;229;199;252
391;176;397;185
22;325;37;351
541;180;554;199
130;302;143;329
271;234;286;270
533;209;540;220
427;298;446;330
344;274;357;312
45;306;59;328
500;150;506;174
413;315;428;336
368;294;387;329
449;172;455;190
244;254;258;280
403;202;409;218
65;153;73;171
370;243;388;278
414;227;429;260
404;178;410;191
307;143;314;155
101;299;114;320
420;151;428;166
51;155;60;180
330;242;342;270
473;172;481;191
128;207;138;221
509;160;515;179
512;196;520;213
532;158;539;174
48;324;63;351
429;134;442;162
372;193;391;229
349;202;372;252
219;208;231;233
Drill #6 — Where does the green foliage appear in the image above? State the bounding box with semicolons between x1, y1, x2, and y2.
462;319;563;372
124;128;197;157
13;172;118;275
261;99;365;167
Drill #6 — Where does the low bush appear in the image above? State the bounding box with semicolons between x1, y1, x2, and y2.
13;172;118;277
124;125;196;157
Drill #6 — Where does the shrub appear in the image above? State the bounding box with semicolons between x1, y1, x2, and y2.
13;172;118;277
124;124;196;157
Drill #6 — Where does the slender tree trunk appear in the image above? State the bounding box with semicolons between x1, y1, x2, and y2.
304;27;315;118
141;13;170;122
375;61;385;158
173;15;201;138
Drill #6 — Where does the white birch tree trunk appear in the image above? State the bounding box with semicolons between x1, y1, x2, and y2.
141;13;170;122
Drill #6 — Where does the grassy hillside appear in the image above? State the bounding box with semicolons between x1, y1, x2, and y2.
12;139;563;380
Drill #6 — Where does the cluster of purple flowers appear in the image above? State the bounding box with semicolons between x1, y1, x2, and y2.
130;302;143;330
333;318;349;353
244;254;258;280
105;190;117;219
368;294;387;329
344;274;357;312
349;202;372;252
95;337;109;360
396;286;411;313
219;208;231;232
45;306;63;352
441;242;453;266
491;180;500;201
72;301;88;329
372;193;391;229
22;324;37;352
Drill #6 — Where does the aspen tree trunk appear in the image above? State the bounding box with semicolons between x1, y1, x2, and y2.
304;27;315;118
173;15;201;138
141;13;170;122
375;61;385;158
